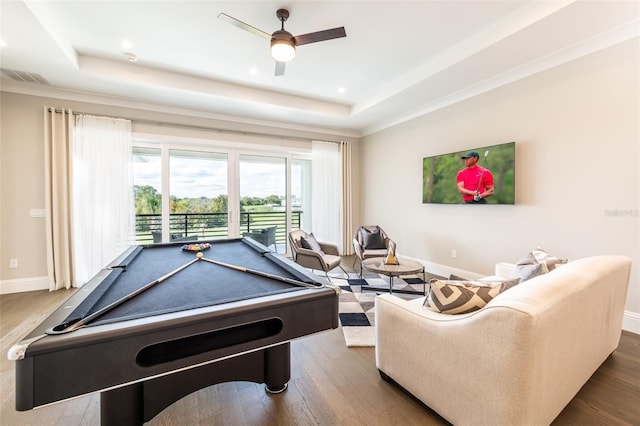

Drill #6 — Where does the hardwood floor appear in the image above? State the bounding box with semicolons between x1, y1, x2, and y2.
1;256;638;425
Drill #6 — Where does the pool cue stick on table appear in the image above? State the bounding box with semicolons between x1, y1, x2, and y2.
199;257;321;288
48;256;201;334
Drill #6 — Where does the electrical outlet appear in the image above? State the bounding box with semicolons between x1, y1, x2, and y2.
9;259;18;269
30;209;46;218
451;249;457;259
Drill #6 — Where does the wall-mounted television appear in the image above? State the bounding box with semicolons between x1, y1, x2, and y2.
422;141;515;204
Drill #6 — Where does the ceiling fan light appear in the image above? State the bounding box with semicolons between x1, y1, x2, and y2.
271;39;295;62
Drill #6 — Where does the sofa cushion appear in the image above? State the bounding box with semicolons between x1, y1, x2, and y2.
300;233;324;254
360;226;386;249
424;279;510;314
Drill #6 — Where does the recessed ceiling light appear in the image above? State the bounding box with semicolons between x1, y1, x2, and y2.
124;52;138;62
338;87;345;94
0;40;6;47
250;67;258;75
121;40;133;49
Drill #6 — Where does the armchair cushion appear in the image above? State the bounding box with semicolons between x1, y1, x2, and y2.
359;226;385;249
300;233;324;254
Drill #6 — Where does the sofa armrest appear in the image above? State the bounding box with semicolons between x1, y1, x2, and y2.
495;262;516;278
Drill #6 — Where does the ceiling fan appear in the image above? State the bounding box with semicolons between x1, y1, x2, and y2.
218;9;346;76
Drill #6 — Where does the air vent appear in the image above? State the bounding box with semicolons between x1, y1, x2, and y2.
1;68;50;85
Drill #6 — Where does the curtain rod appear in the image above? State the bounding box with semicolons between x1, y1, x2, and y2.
48;107;344;144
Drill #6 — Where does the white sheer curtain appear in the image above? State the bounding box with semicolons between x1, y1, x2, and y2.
311;140;342;251
72;114;134;285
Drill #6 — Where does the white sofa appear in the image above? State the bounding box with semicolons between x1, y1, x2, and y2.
375;255;632;426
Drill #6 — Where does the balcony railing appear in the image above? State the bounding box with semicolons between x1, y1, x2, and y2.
135;211;302;246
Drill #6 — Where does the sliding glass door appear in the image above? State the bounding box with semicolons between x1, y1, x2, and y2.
133;141;310;253
292;158;312;232
133;147;163;243
169;149;228;242
239;155;287;252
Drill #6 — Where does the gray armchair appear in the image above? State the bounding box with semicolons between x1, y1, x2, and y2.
352;225;396;276
243;226;277;251
288;229;347;280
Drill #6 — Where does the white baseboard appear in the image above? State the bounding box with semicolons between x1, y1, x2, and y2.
0;276;49;294
622;310;640;335
399;255;484;280
399;255;639;336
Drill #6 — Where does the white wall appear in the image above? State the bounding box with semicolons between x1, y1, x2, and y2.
360;39;639;331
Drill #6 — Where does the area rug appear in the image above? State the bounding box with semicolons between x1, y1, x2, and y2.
329;271;444;347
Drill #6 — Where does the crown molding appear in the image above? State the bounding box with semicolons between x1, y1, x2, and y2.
0;81;362;139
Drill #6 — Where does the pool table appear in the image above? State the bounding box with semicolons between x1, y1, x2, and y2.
9;238;338;425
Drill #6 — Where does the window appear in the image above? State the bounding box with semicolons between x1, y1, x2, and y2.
170;149;228;241
132;140;310;254
133;147;162;243
239;155;286;251
292;158;311;231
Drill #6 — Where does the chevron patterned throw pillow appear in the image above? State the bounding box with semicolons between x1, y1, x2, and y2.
424;279;509;314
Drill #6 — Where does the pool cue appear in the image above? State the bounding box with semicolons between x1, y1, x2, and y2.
60;257;201;333
199;257;320;288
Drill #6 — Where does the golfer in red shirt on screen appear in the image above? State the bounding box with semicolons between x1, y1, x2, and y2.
456;151;494;204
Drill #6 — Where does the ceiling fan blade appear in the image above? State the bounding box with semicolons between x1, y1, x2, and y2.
294;27;346;46
275;61;286;77
217;13;271;40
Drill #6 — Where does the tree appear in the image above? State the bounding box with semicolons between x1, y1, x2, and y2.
265;194;282;205
134;185;161;214
211;195;228;213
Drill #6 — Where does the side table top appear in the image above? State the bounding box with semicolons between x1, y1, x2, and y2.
361;258;424;276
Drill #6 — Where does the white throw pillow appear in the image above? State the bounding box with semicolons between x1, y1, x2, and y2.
510;252;547;282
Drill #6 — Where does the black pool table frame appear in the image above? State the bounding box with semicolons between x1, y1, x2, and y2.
10;238;339;425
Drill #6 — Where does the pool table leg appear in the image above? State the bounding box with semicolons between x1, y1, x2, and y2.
101;382;143;425
264;342;290;393
98;343;291;425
